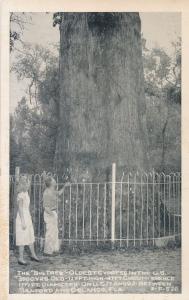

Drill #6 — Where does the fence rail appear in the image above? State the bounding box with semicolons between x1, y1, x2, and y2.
9;167;181;250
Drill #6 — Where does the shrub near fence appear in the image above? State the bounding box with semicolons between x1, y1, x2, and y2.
9;168;181;251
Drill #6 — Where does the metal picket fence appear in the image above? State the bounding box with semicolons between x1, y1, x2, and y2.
9;165;181;250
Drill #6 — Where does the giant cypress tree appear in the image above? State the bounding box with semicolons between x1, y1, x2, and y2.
54;13;150;181
53;13;174;246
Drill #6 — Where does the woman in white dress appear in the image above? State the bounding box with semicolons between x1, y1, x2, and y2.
43;176;66;256
16;175;39;265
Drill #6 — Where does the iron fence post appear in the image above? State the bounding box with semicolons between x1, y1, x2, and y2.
111;163;116;249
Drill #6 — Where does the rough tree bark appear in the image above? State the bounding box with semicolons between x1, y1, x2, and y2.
54;12;150;182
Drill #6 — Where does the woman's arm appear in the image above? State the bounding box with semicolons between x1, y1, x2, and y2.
44;206;54;215
57;183;70;197
18;199;26;230
57;187;64;197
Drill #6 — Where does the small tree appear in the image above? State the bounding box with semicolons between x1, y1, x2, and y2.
11;45;59;173
142;37;181;172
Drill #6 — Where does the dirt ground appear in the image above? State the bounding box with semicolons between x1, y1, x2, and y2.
9;248;181;294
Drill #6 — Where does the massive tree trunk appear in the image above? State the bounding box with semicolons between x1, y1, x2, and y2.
54;12;150;182
53;14;175;247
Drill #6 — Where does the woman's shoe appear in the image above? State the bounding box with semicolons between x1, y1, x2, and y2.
18;260;28;266
30;256;40;262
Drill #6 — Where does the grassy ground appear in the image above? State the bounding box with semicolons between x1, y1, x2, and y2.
9;247;181;294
